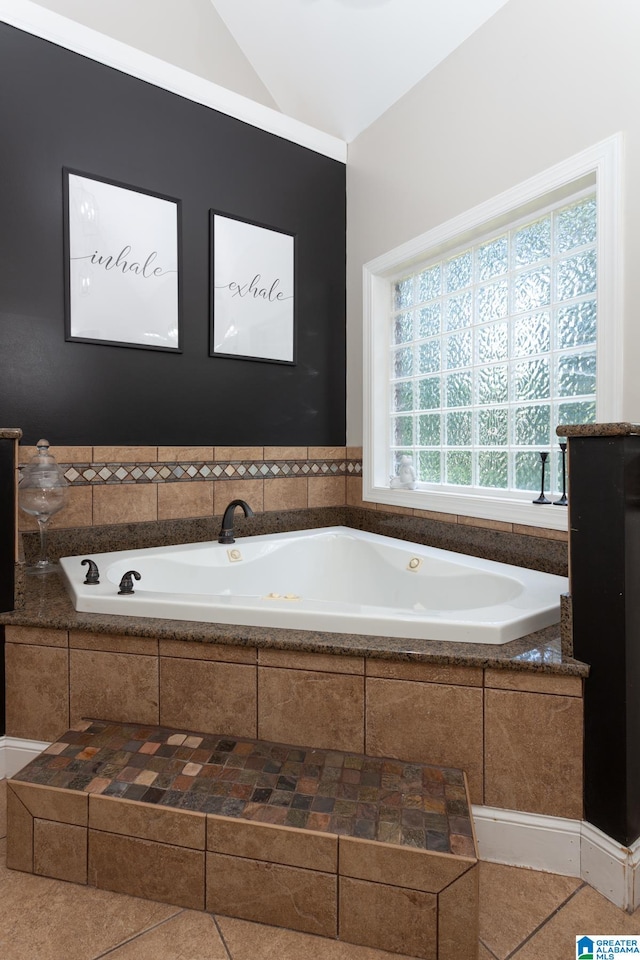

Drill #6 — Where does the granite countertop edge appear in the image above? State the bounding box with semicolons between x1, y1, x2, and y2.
0;580;588;677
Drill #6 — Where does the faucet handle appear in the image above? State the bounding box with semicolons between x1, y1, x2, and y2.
81;558;100;584
118;570;141;595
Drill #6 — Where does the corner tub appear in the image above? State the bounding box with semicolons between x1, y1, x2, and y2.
59;526;567;645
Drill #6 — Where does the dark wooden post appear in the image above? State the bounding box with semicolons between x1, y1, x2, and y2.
560;424;640;846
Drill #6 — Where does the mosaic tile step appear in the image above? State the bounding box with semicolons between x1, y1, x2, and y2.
7;721;479;959
12;719;475;857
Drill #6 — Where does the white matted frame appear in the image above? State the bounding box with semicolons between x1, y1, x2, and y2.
64;168;182;352
210;211;296;365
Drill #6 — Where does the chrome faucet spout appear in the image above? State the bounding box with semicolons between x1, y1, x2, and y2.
218;499;254;544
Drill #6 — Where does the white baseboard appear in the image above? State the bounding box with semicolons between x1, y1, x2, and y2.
473;804;640;912
1;737;637;911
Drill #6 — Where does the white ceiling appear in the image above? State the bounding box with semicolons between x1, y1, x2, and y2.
210;0;511;142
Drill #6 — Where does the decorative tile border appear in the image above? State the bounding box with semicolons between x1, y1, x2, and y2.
22;458;362;486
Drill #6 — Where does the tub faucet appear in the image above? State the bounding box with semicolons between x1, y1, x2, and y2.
218;499;254;544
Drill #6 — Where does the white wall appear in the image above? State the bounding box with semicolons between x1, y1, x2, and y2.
29;0;278;109
346;0;640;443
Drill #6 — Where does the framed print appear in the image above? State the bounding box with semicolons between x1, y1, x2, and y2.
210;211;296;364
64;169;181;351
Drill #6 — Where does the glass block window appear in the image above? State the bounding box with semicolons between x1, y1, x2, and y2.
389;193;597;496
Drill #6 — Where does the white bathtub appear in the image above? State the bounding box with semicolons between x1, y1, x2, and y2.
59;526;567;645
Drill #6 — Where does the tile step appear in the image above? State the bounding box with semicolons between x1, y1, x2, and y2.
7;720;479;959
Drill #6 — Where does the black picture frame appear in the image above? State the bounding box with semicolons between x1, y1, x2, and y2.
209;209;296;365
63;168;182;352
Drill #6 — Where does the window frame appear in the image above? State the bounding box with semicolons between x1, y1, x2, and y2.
362;135;623;530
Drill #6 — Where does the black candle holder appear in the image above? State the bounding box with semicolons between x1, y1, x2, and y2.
553;442;568;506
532;451;551;504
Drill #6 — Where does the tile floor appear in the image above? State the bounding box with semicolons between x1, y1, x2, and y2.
1;778;638;959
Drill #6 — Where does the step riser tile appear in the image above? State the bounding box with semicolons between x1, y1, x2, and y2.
339;875;438;960
89;795;206;849
88;830;205;910
207;813;337;872
34;819;87;884
206;851;337;938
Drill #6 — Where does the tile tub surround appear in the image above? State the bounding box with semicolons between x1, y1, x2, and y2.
14;443;567;572
3;626;585;817
7;719;480;959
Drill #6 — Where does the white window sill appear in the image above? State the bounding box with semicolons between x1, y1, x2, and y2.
363;479;569;530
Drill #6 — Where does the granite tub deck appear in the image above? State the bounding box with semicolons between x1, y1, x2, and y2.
7;720;479;960
3;563;584;674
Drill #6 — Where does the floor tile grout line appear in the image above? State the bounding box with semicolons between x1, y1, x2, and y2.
503;881;588;960
90;908;186;959
212;914;234;959
479;935;501;959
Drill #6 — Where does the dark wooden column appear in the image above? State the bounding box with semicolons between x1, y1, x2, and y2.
0;427;21;737
561;424;640;846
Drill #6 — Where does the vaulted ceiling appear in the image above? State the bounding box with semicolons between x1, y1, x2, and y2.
210;0;510;141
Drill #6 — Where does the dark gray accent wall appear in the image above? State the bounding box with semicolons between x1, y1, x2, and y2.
0;24;346;446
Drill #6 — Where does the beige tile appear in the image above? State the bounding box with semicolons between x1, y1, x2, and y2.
159;639;256;663
346;447;362;459
214;478;264;514
5;625;68;647
106;911;228;960
263;477;308;511
258;667;364;752
19;485;93;531
484;689;583;818
157;446;214;461
308;476;346;507
308;447;346;459
217;915;418;960
9;781;87;825
365;678;484;803
0;780;6;839
512;885;640;957
19;445;93;464
93;446;158;462
33;818;87;884
206;851;337;937
93;483;157;525
366;659;482;686
346;476;366;508
215;446;263;461
0;838;181;960
158;480;214;519
484;668;582;697
69;630;158;656
89;830;205;910
90;795;205;848
207;814;337;872
160;657;257;738
438;864;479;960
5;643;69;741
264;446;308;460
339;876;437;959
258;648;364;674
457;515;513;533
375;503;414;516
6;784;33;872
339;836;473;894
413;508;458;523
513;523;569;541
479;862;581;959
70;649;159;726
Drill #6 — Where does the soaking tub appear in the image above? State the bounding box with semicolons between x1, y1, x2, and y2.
59;526;567;645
